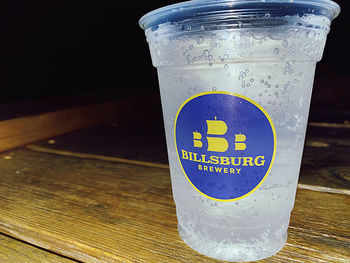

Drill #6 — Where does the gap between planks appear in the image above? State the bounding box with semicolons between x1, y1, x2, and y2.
24;144;350;196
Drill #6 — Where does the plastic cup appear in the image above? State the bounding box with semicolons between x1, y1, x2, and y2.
139;0;340;261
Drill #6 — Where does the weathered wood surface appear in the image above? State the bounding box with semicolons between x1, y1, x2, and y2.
0;94;158;153
0;149;349;262
0;233;76;263
28;117;350;192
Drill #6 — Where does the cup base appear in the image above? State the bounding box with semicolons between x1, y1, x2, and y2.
178;223;287;262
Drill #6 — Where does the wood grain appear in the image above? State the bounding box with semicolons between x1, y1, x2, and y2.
28;118;350;192
0;233;76;263
0;149;348;262
0;94;157;153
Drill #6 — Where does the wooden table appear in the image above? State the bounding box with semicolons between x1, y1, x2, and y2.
0;97;349;262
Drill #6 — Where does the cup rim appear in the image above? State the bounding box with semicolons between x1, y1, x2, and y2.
139;0;340;31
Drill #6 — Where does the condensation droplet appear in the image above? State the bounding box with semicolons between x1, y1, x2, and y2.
282;40;288;48
197;36;204;45
224;64;228;69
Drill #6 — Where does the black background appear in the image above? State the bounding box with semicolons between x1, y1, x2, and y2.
0;0;347;111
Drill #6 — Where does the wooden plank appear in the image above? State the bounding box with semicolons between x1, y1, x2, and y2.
0;233;76;263
0;94;158;153
27;117;350;192
24;144;350;196
0;149;348;262
26;106;168;164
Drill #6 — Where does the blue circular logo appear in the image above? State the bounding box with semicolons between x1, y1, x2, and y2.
174;91;276;201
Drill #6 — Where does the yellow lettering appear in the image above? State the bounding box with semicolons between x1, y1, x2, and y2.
209;166;214;172
236;168;241;174
254;156;265;166
220;157;230;165
243;157;254;166
210;156;219;164
193;153;201;162
189;151;193;161
215;167;222;173
230;157;242;166
201;154;210;163
203;165;208;171
223;168;228;173
198;164;202;170
181;150;188;160
230;168;235;174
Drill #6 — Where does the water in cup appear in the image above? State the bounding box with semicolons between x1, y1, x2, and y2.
139;0;340;261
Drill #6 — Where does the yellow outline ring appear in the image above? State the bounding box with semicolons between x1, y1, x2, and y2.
174;91;276;202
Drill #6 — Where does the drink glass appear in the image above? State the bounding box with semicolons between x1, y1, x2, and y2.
139;0;340;261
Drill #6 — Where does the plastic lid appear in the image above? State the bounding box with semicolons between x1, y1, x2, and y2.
139;0;340;31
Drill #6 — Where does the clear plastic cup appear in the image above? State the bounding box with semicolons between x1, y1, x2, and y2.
139;0;340;261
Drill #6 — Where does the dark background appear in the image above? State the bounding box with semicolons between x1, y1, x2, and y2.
0;0;348;121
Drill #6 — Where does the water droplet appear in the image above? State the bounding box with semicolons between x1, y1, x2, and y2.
212;86;217;91
208;55;213;61
268;100;271;104
282;40;288;48
223;54;228;59
250;78;254;82
260;79;264;84
209;62;213;67
274;48;279;54
259;93;262;97
196;36;204;45
203;49;209;57
267;75;271;79
224;64;228;69
189;44;193;50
